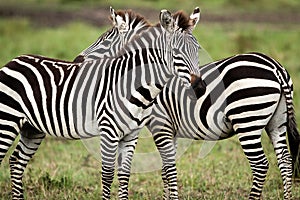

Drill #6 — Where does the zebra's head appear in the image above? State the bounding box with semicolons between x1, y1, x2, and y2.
160;8;203;95
74;7;150;62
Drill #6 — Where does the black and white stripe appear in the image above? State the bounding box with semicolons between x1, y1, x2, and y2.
147;52;300;199
0;8;202;200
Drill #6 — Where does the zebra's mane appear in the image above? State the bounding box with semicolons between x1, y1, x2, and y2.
113;10;151;28
154;11;193;31
173;11;192;31
115;11;194;56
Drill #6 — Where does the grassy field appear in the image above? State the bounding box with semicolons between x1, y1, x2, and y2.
1;2;300;199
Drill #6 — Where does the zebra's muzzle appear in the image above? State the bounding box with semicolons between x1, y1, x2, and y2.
190;74;206;100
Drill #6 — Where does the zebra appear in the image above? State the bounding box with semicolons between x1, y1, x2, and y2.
145;52;300;199
0;6;151;199
0;8;202;200
0;7;157;199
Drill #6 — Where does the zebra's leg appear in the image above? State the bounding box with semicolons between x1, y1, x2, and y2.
161;137;178;200
266;99;292;199
0;130;19;165
237;130;269;200
117;133;138;199
100;130;119;200
154;132;178;200
9;132;45;200
161;166;170;199
270;143;292;200
0;116;22;164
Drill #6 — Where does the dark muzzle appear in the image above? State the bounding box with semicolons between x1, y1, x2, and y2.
189;74;206;100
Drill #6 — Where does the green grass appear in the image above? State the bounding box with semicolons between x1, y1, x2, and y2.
0;11;300;200
1;135;300;199
0;19;107;64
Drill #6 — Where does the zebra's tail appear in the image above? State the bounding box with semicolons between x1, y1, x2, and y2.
287;104;300;178
281;67;300;178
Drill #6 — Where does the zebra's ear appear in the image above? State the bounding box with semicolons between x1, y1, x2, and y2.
189;7;200;31
110;6;129;33
160;9;175;33
110;6;117;25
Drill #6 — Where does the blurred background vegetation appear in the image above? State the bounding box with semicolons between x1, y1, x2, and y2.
0;0;300;199
1;0;300;12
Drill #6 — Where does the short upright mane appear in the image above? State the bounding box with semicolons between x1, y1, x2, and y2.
173;11;192;31
113;10;151;27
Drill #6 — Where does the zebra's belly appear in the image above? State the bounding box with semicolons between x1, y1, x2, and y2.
25;118;100;140
176;128;235;141
176;113;234;141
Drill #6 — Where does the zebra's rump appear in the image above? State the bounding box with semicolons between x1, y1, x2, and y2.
0;55;81;138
